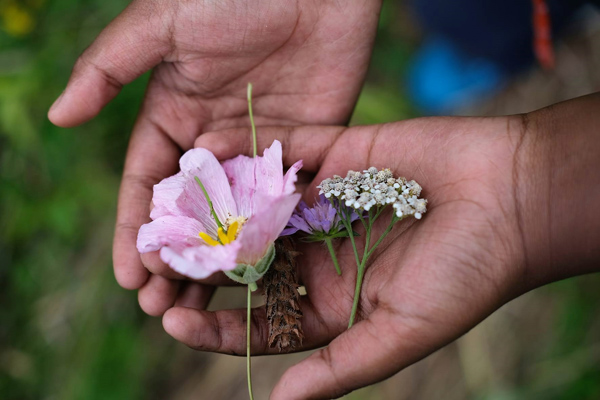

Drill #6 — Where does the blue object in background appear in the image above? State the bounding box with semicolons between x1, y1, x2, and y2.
407;37;506;114
407;0;592;114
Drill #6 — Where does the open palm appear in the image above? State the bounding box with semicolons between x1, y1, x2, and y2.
48;0;382;290
162;116;540;399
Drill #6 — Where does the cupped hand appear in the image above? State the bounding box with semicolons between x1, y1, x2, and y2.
161;115;547;399
47;0;382;297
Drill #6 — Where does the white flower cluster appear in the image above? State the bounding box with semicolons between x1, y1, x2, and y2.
318;167;428;219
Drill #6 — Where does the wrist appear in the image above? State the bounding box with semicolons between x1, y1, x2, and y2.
514;93;600;287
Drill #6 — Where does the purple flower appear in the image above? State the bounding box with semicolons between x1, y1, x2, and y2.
282;195;359;238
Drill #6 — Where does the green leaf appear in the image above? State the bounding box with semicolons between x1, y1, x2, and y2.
224;244;276;285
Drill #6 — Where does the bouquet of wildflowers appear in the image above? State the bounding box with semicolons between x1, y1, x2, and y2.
135;84;427;399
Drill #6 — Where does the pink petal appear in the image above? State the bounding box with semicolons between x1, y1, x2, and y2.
282;160;303;196
137;216;205;253
150;172;186;220
255;140;284;197
223;141;301;218
222;155;256;218
160;241;241;280
237;193;301;265
178;148;238;237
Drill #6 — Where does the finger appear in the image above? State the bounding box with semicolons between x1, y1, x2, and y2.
174;282;215;310
194;126;347;172
162;297;333;355
48;1;172;127
138;274;180;317
271;309;423;400
113;116;181;289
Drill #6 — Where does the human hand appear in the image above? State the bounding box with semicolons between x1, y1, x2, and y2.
160;94;600;399
47;0;383;302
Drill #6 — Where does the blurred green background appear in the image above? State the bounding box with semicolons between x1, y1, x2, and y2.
1;1;599;399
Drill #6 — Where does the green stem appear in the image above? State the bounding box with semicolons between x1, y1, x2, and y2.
365;216;398;260
334;200;361;268
195;176;223;229
372;206;385;224
247;83;257;158
348;216;373;328
359;212;368;231
324;237;342;275
247;285;255;400
343;217;361;268
348;257;367;328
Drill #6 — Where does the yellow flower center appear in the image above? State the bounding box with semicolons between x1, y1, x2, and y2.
198;216;247;247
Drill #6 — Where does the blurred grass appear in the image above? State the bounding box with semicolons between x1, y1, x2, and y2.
1;1;599;399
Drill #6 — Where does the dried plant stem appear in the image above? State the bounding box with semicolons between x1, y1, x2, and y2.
324;237;342;275
264;238;304;352
247;285;254;400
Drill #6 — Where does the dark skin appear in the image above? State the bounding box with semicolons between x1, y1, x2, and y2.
48;0;382;294
48;0;600;397
165;95;599;399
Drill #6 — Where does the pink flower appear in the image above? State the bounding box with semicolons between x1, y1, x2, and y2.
136;140;302;281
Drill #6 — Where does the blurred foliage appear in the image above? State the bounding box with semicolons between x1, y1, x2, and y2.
0;0;599;399
0;1;167;399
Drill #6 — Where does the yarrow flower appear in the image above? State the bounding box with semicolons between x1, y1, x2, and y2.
136;140;302;285
317;167;427;219
317;167;428;327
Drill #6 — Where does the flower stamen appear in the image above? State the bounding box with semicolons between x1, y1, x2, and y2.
218;227;230;244
199;220;242;247
227;221;240;242
199;232;220;246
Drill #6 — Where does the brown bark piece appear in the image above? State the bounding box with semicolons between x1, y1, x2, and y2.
263;237;304;352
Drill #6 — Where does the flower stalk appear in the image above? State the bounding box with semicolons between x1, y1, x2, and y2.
247;285;254;400
246;82;257;400
247;83;257;158
324;237;342;275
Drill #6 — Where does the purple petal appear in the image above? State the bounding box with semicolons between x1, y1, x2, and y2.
324;206;338;233
297;200;309;212
280;227;299;236
288;214;313;234
302;208;322;232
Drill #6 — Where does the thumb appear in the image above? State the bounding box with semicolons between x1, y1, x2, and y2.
48;1;172;127
270;309;429;400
